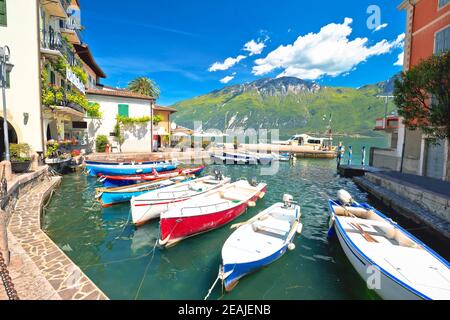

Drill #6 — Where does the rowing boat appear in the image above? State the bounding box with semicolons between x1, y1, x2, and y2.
130;173;231;226
159;179;267;248
86;161;179;177
328;190;450;300
220;194;302;291
210;154;258;165
99;165;205;187
95;176;190;207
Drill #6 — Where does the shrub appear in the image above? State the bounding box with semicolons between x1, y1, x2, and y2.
9;143;32;162
96;135;109;152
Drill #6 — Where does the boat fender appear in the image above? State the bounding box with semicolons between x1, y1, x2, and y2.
248;201;256;207
258;192;266;199
296;223;303;234
288;243;296;251
337;189;353;205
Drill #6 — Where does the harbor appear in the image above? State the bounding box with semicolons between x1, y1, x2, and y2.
0;0;449;303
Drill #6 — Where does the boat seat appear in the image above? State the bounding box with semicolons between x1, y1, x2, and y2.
220;191;248;202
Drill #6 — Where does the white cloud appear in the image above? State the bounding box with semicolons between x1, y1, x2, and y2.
243;39;266;56
208;55;246;72
394;52;404;66
220;75;235;84
252;17;405;80
373;23;388;32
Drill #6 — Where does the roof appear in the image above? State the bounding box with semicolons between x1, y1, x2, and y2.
154;105;177;113
73;44;107;79
86;88;155;101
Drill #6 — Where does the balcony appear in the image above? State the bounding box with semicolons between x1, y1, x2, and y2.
374;115;400;131
42;86;86;119
40;0;70;18
41;27;82;68
60;19;82;45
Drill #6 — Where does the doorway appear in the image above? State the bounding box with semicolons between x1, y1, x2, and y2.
0;117;19;160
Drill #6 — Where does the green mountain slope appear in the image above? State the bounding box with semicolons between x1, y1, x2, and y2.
171;76;397;137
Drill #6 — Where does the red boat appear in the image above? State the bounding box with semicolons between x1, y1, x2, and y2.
158;179;267;248
99;165;206;187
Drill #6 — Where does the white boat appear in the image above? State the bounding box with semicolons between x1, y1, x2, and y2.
220;194;302;291
328;190;450;300
211;154;258;165
130;173;231;226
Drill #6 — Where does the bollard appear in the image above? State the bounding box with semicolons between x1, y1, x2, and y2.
31;153;39;171
348;146;353;165
361;146;366;166
0;210;9;266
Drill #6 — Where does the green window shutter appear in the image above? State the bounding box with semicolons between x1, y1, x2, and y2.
118;104;129;117
0;0;7;26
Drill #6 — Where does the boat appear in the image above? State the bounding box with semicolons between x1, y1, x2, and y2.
328;190;450;300
220;194;302;291
159;179;267;248
239;152;274;165
270;152;291;162
85;159;163;166
211;153;258;165
85;160;179;177
95;176;190;208
99;165;206;188
130;171;231;226
273;134;334;150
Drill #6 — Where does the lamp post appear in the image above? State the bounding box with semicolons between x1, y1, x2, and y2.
1;46;14;161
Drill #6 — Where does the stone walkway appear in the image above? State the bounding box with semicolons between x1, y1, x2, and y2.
6;176;108;300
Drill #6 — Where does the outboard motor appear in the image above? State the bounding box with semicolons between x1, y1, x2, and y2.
250;177;258;187
283;194;294;208
213;170;223;180
337;189;353;206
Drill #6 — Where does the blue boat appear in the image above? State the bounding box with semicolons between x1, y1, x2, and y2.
86;161;179;177
220;194;302;292
95;176;190;207
85;160;159;166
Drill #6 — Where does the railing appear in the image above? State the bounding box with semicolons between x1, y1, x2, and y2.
41;26;82;68
59;19;83;44
60;0;72;11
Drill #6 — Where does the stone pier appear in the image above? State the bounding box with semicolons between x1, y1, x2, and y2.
1;168;108;300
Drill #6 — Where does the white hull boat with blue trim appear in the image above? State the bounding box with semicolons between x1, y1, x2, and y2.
220;194;302;292
328;190;450;300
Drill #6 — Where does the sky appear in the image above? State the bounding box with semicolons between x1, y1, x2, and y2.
80;0;407;105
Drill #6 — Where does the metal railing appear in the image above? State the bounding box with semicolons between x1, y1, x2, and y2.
41;26;82;68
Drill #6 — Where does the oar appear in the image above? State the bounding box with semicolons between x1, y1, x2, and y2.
230;209;270;229
321;191;378;243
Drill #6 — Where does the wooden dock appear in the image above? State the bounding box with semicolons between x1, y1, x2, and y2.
337;165;384;178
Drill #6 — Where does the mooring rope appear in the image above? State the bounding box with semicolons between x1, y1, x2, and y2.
134;239;159;300
204;267;222;300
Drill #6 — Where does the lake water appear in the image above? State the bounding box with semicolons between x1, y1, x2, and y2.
43;137;421;300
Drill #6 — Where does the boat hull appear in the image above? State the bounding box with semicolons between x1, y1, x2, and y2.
332;218;424;300
159;186;266;247
86;163;178;177
101;166;205;187
211;155;258;165
222;244;288;292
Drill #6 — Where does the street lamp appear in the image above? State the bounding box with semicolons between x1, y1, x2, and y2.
1;46;14;162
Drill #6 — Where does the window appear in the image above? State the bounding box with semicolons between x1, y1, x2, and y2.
118;104;129;117
0;0;6;27
435;26;450;54
439;0;449;9
50;71;56;85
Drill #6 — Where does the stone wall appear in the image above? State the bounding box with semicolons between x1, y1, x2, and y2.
365;172;450;222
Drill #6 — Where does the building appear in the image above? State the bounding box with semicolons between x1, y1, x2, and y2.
86;87;176;153
0;0;43;158
0;0;101;159
372;0;450;180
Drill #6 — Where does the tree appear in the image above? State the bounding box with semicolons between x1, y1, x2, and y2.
394;51;450;140
128;77;160;99
113;122;125;153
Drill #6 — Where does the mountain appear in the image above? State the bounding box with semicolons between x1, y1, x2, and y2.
171;76;398;137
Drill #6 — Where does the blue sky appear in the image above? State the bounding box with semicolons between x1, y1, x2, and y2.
80;0;407;105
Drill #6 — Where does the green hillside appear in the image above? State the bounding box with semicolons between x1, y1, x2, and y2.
171;77;397;137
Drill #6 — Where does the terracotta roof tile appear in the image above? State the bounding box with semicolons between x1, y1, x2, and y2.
154;105;177;113
86;88;155;101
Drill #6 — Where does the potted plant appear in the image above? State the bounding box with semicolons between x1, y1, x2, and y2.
9;143;32;173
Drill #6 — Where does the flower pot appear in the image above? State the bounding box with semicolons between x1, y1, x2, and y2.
10;160;32;173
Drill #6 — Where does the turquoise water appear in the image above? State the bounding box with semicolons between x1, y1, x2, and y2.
43;137;395;300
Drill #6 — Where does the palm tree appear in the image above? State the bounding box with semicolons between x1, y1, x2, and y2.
128;77;160;98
